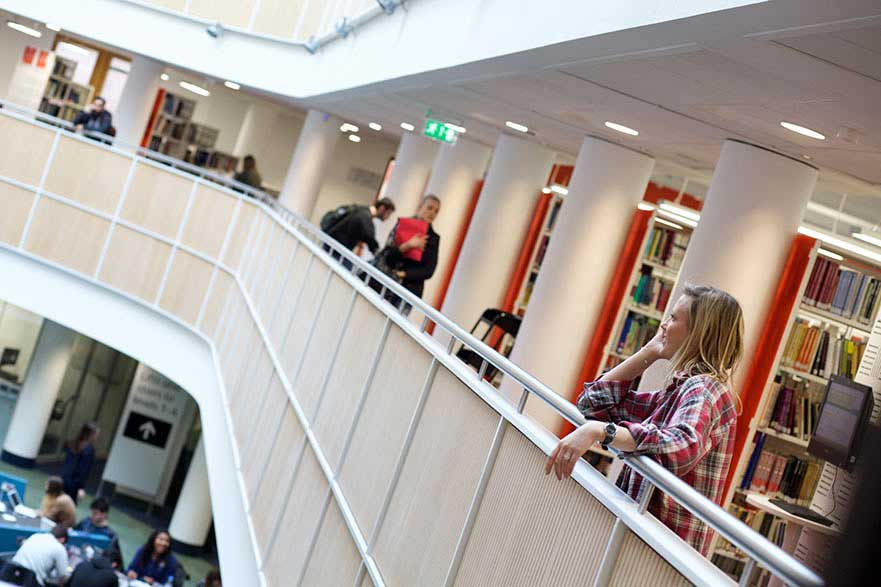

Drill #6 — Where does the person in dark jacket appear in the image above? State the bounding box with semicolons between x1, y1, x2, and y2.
61;422;99;504
325;198;396;255
75;497;122;565
73;97;112;136
371;195;440;313
127;529;178;585
233;155;262;190
69;555;119;587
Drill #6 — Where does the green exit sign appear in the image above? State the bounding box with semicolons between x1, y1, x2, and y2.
423;119;458;144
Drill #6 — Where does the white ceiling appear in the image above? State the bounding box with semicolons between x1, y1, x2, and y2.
309;9;881;226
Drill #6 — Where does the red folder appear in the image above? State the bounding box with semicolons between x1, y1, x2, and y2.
394;217;429;262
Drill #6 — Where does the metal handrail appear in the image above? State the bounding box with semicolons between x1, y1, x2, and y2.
267;204;825;587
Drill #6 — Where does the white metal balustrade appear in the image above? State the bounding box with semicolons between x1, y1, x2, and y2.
0;100;825;587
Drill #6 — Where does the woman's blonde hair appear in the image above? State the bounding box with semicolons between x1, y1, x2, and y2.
669;284;744;387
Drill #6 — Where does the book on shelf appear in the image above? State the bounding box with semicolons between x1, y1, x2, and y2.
546;200;562;232
615;313;661;356
740;432;821;503
643;225;690;270
629;268;674;313
804;257;881;323
761;377;821;439
780;318;865;379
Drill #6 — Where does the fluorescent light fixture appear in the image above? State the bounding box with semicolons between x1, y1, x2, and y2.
637;202;656;211
780;121;825;140
505;121;529;133
45;23;61;32
659;202;701;222
57;42;91;56
224;80;241;90
7;21;41;38
817;248;844;261
400;122;415;132
654;218;684;230
348;134;361;143
339;123;359;133
604;121;639;136
446;123;466;134
160;73;170;81
541;187;552;194
179;81;210;97
852;232;881;248
798;226;881;264
549;185;568;196
657;209;698;228
368;122;382;131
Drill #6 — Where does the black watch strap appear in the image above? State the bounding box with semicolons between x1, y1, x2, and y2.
601;422;617;449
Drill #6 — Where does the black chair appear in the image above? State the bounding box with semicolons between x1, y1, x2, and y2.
455;309;522;380
0;561;39;587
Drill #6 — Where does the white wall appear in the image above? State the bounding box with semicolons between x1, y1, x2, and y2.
0;17;55;104
310;132;399;224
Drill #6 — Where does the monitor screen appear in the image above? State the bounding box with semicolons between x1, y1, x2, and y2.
809;376;873;468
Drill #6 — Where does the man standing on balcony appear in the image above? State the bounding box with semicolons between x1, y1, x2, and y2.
322;198;396;268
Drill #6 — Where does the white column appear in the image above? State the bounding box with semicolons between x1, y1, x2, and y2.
113;55;163;147
279;109;340;217
640;139;818;391
2;320;75;466
169;438;212;548
375;133;440;244
440;134;554;331
503;137;655;430
421;138;493;308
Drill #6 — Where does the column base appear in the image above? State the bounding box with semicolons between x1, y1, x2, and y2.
1;450;36;468
171;537;207;557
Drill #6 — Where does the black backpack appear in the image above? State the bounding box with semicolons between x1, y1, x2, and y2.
320;205;358;234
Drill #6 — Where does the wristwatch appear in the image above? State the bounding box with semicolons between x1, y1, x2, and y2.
601;422;617;449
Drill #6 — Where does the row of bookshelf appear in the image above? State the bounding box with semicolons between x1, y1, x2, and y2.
781;317;866;380
762;376;822;440
803;256;881;323
643;225;690;270
740;432;821;503
798;303;871;334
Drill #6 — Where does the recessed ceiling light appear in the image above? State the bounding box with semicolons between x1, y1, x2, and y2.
179;81;210;97
780;121;825;140
400;122;415;132
339;123;359;133
817;248;843;261
368;122;382;131
802;154;812;160
446;123;466;134
852;232;881;248
505;121;528;133
604;121;639;136
45;23;61;32
637;202;656;211
348;134;361;143
7;21;41;38
224;81;241;90
160;73;170;81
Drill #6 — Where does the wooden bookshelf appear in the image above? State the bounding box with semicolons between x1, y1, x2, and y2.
711;240;881;577
38;57;94;123
598;209;693;376
511;194;563;316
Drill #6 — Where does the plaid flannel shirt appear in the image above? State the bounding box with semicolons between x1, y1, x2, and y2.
577;374;736;555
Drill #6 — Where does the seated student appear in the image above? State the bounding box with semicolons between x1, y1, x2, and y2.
38;476;76;528
203;568;221;587
127;530;178;586
2;526;70;587
69;555;119;587
74;497;122;563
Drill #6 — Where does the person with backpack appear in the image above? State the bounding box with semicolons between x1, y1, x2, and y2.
321;198;396;268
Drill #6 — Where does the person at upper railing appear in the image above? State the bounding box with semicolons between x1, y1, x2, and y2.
321;198;396;269
545;284;744;555
73;96;113;136
233;155;263;190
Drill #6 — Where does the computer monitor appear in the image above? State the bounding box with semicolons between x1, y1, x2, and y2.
808;375;874;469
1;482;22;509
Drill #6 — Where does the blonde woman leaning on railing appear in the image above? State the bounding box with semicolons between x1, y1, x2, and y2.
546;284;745;555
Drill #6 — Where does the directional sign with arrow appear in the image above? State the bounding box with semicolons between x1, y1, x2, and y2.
122;412;172;449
